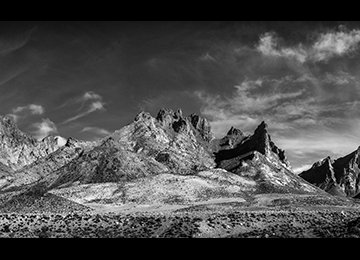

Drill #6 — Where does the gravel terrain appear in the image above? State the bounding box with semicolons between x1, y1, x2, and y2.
1;201;360;238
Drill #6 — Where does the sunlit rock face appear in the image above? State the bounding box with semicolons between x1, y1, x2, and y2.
0;115;64;171
300;147;360;197
32;109;217;190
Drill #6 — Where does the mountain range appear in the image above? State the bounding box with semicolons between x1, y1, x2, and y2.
0;108;352;212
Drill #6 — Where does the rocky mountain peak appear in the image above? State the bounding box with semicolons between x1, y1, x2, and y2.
250;121;290;167
299;147;360;197
54;136;68;147
255;120;268;131
187;113;214;142
157;108;179;127
154;108;215;141
0;115;16;127
227;126;243;136
0;115;66;171
252;121;269;141
0;115;35;144
155;108;188;133
214;121;290;170
299;156;338;195
312;156;333;168
135;111;153;122
174;109;183;119
65;137;79;147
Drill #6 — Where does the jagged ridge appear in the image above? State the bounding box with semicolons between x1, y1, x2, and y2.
300;147;360;197
0;108;325;204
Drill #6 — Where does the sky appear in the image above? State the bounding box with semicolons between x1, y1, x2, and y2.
1;21;360;172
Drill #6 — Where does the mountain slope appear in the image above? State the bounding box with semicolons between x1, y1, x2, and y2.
0;116;65;171
214;122;291;169
27;109;216;191
213;121;320;194
300;147;360;197
0;108;329;211
0;138;97;191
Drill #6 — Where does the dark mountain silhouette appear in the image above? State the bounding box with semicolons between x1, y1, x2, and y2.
300;147;360;197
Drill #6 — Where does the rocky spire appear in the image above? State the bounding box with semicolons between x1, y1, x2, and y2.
135;111;153;122
227;126;243;136
0;115;63;171
0;115;36;144
299;146;360;197
251;121;270;155
214;121;291;169
299;156;337;194
187;113;214;142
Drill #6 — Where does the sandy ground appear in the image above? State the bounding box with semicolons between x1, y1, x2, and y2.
85;197;247;214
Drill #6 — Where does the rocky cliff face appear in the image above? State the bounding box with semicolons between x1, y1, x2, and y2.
214;121;291;170
300;147;360;197
212;121;319;194
0;116;65;171
32;109;216;190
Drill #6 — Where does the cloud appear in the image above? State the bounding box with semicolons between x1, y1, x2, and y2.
276;132;359;155
323;71;356;85
198;52;216;62
82;91;102;101
231;80;304;113
195;78;305;136
195;70;360;171
256;27;360;63
312;29;360;61
31;118;58;140
62;101;105;124
12;104;44;115
81;126;111;136
7;103;45;122
256;32;307;63
0;26;37;56
62;91;106;124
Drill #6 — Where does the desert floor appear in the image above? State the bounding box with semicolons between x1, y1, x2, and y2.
1;194;360;238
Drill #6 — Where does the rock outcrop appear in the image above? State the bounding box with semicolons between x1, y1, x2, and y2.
0;115;65;171
300;147;360;197
33;109;216;190
214;121;291;170
211;121;318;194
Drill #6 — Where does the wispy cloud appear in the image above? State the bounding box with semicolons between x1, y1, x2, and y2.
62;91;106;124
0;26;37;56
31;118;58;140
256;32;307;63
256;26;360;63
323;71;356;85
7;103;44;122
312;28;360;61
12;104;44;115
195;78;305;137
82;91;102;101
198;52;216;62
